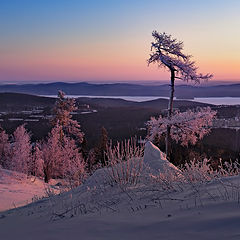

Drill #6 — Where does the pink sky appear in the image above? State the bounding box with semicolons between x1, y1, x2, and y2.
1;0;240;83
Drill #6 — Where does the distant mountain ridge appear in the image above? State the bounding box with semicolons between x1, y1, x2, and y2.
1;82;240;97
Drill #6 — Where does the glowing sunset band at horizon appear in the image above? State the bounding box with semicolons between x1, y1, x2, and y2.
0;0;240;83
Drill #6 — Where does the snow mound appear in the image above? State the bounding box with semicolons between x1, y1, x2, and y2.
143;141;180;175
85;141;181;188
84;168;110;187
85;157;142;187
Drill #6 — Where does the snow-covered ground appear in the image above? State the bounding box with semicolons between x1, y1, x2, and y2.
1;143;240;239
0;168;61;212
1;176;240;240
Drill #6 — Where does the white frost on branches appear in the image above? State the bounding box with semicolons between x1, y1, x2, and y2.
31;144;44;177
61;136;86;187
42;124;86;183
52;90;84;144
148;31;213;83
147;107;217;146
11;125;32;174
0;128;11;168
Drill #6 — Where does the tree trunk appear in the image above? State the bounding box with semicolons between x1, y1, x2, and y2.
165;69;175;158
44;168;50;183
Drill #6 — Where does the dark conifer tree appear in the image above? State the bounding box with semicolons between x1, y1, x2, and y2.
94;127;109;166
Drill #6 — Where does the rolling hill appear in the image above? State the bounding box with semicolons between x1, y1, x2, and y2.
1;82;240;97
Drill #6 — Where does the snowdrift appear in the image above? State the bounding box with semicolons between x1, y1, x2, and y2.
86;141;181;187
143;141;181;175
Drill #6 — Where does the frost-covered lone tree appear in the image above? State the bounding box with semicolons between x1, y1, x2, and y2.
148;31;213;157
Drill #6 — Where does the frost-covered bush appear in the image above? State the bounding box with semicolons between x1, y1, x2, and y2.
181;158;217;183
180;158;240;184
104;139;144;185
147;107;217;146
151;157;240;190
218;159;240;177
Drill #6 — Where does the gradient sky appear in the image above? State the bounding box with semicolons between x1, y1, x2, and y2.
0;0;240;83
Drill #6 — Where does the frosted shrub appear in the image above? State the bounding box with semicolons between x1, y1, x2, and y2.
218;159;240;177
149;168;181;190
181;159;217;183
104;138;144;185
153;158;240;189
147;107;217;147
148;158;218;192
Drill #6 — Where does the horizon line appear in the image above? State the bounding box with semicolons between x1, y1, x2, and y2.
1;80;240;86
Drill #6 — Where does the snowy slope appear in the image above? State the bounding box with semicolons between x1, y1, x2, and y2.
0;168;60;212
1;143;240;239
1;175;240;240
